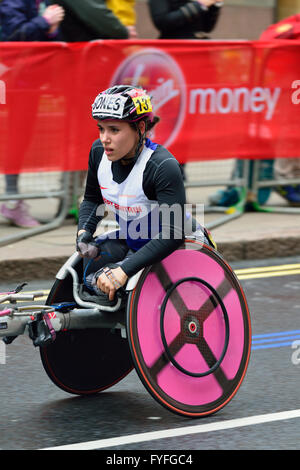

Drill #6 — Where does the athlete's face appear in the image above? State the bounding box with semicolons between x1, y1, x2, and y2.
97;120;142;162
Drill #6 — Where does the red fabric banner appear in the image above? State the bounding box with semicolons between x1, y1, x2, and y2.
0;40;300;173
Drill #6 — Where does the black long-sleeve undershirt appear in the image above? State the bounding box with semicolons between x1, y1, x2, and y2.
78;139;186;277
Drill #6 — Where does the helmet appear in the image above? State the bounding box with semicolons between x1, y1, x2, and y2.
91;85;154;122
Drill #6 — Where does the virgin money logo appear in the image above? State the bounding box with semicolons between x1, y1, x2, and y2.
110;48;186;148
291;80;300;105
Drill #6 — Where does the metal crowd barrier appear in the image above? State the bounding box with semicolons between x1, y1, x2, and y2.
0;171;70;247
248;43;300;214
0;159;250;247
1;156;299;249
250;159;300;214
185;159;250;230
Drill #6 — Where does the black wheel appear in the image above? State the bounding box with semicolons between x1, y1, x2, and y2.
40;265;133;395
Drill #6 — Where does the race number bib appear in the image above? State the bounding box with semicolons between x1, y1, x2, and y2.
92;94;127;118
132;96;153;114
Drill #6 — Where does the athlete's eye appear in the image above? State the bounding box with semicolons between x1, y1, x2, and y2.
97;125;103;132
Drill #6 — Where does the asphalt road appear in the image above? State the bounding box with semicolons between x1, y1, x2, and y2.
1;257;300;451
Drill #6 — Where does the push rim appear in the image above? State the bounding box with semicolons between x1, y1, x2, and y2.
160;276;230;378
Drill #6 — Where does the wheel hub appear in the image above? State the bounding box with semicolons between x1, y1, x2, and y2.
183;313;201;342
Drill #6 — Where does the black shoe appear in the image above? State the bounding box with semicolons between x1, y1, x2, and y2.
2;336;18;345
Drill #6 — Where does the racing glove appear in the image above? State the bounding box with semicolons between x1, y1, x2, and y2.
76;231;99;259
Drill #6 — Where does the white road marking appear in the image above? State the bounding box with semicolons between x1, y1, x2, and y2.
41;409;300;450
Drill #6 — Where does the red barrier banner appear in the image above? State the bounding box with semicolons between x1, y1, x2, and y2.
0;40;300;173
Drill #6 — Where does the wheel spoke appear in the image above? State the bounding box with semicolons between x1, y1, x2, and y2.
149;331;185;379
152;263;188;316
196;337;230;388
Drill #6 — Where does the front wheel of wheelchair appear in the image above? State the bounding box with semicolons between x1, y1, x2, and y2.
127;240;251;418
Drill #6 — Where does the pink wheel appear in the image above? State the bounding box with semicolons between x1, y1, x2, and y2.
127;239;251;417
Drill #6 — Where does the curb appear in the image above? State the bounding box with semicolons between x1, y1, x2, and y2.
218;235;300;263
1;236;300;282
0;256;69;282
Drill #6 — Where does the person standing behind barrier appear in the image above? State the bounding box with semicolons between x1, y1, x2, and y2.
148;0;223;39
260;14;300;206
0;0;64;40
50;0;130;41
0;0;65;227
209;13;300;209
148;0;223;179
106;0;137;39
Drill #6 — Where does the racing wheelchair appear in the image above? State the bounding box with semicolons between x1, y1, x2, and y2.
0;236;251;418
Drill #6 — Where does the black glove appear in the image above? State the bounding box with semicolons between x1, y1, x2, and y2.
76;231;99;259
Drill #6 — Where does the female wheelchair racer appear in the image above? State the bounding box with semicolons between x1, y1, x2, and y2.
76;84;197;305
1;85;251;418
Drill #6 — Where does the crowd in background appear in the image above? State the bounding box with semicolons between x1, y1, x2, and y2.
0;1;224;41
0;0;299;228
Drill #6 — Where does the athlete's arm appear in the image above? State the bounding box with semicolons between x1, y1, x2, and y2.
120;153;186;277
0;0;62;41
78;140;105;235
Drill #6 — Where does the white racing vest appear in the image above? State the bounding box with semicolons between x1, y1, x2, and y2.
98;141;160;251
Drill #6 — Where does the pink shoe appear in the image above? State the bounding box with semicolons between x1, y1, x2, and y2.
0;201;40;228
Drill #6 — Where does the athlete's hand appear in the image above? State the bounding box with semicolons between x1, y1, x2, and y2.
76;231;99;259
96;267;128;301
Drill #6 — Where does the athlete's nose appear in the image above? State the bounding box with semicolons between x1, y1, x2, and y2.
100;129;111;144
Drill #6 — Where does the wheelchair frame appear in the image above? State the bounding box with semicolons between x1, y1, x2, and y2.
0;237;251;418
